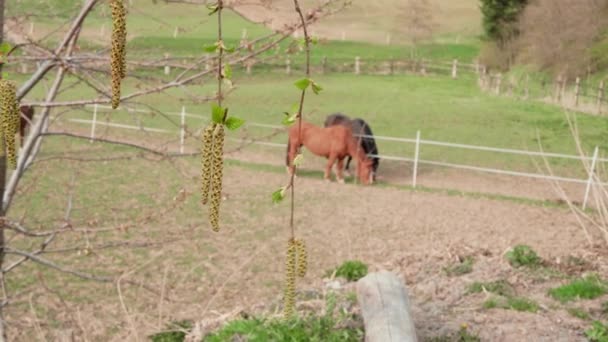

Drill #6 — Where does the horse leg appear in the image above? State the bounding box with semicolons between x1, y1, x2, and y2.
325;155;337;182
336;158;345;184
344;155;352;177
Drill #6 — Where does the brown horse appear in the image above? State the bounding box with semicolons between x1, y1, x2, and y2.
19;105;35;146
285;119;374;185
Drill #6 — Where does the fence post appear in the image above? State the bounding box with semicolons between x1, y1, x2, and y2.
246;60;252;75
173;26;178;38
560;76;568;103
385;33;391;45
598;81;605;115
164;53;170;75
412;130;421;188
180;106;186;153
341;31;345;41
451;59;458;79
524;74;530;100
20;63;27;74
286;57;291;75
322;56;327;74
355;56;360;75
575;77;581;106
389;59;394;75
90;104;98;143
583;146;599;210
495;73;502;95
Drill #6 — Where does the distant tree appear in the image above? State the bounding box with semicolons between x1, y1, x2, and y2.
401;0;436;46
480;0;528;46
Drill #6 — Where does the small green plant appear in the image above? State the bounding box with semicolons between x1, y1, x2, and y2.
149;320;193;342
505;244;542;268
483;297;499;309
204;295;363;342
481;295;538;313
568;307;591;320
585;321;608;342
549;274;608;303
467;280;514;297
506;296;539;313
444;256;474;277
330;260;369;282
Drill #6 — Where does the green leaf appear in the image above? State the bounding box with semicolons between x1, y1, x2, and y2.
206;3;219;15
203;43;219;53
211;104;224;124
294;78;311;90
223;63;232;79
282;113;298;126
272;187;286;204
224;46;236;53
223;78;233;89
311;81;323;95
293;154;304;166
0;43;11;55
225;116;245;131
310;36;319;45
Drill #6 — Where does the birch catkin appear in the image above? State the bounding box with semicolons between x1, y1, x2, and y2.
283;238;297;318
0;80;19;169
200;124;215;205
110;0;127;109
295;239;307;278
209;124;225;232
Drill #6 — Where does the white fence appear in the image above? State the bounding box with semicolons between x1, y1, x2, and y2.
67;104;607;209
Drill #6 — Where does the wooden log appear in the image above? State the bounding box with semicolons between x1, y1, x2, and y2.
356;271;418;342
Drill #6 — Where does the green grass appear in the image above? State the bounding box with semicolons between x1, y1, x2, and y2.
443;256;474;277
549;275;608;303
149;320;193;342
506;296;539;313
586;321;608;342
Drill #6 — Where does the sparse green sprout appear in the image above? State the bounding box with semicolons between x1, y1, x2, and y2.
467;280;514;297
506;244;542;268
568;307;591;320
203;42;220;53
282;112;298;126
506;296;539;313
444;256;474;277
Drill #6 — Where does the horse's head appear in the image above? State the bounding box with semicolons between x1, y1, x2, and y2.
357;156;374;185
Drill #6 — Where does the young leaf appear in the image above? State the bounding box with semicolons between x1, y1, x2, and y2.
293;154;304;167
203;42;219;53
206;3;219;15
224;46;236;53
211;104;224;124
223;63;232;79
282;113;298;126
311;82;323;95
0;42;11;54
294;78;311;90
272;187;286;204
225;116;245;131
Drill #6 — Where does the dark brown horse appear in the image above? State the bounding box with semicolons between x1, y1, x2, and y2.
324;113;380;181
19;105;35;146
285;119;374;184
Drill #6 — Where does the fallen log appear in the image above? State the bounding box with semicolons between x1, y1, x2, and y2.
356;270;418;342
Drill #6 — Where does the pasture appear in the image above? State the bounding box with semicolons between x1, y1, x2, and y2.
5;0;608;341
